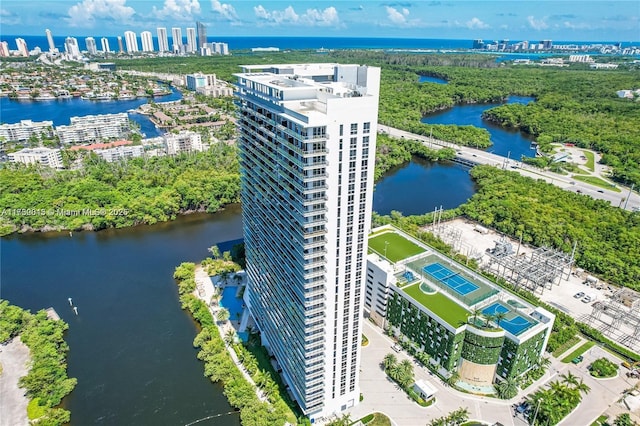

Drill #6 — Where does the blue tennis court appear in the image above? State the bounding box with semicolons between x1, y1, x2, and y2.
482;302;509;316
423;263;479;296
500;314;534;335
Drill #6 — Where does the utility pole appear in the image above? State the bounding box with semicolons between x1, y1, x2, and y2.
623;183;634;210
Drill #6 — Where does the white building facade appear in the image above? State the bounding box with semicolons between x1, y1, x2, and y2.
0;120;54;142
171;27;182;53
85;37;98;55
157;28;169;52
95;145;144;162
101;37;111;53
8;147;63;169
235;63;380;421
124;31;139;53
164;131;204;155
56;113;130;144
186;27;197;53
140;31;154;52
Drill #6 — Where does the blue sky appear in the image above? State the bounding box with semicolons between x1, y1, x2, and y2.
1;1;638;41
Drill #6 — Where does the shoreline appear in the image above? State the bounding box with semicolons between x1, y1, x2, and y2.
0;337;30;426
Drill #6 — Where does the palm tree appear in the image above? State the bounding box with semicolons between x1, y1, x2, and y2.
496;376;519;399
560;371;579;387
223;329;236;345
447;371;460;387
484;313;495;328
216;307;230;322
383;353;397;371
495;311;507;327
470;307;482;325
574;378;591;396
536;356;552;370
449;407;470;425
253;369;268;388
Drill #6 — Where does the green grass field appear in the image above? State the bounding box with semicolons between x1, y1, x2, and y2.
572;175;621;192
582;150;595;172
404;283;470;327
561;341;595;363
369;231;426;263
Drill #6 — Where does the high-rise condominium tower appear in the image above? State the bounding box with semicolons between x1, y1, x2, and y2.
124;31;139;53
157;27;169;52
196;21;207;50
15;38;28;57
101;37;111;53
64;37;80;59
117;36;124;53
186;27;197;53
45;29;55;52
235;63;380;422
140;31;154;52
171;27;182;53
85;37;97;55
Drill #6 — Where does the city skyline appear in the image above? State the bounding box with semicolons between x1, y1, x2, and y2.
0;1;638;41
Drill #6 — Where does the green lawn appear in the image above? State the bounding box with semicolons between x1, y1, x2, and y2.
404;284;470;327
358;412;392;426
369;232;426;263
582;150;595;172
561;341;595;363
572;175;621;192
552;336;581;358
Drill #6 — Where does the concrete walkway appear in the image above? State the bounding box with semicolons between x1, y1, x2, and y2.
0;337;30;426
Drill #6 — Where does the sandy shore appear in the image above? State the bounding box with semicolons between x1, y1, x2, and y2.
0;337;30;426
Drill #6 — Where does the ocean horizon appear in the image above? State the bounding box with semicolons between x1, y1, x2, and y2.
2;35;636;54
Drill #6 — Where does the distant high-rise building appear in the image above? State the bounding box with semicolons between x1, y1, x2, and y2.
472;39;485;49
117;36;124;53
64;37;80;59
542;40;553;49
0;41;10;57
186;27;197;53
140;31;154;52
15;38;28;57
45;29;55;52
196;21;207;49
236;63;381;422
101;37;111;53
171;27;182;52
124;31;139;53
157;27;169;52
85;37;98;55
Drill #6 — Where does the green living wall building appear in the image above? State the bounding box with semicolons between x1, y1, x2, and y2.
365;226;554;387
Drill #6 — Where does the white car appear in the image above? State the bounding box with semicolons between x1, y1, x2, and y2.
574;292;585;299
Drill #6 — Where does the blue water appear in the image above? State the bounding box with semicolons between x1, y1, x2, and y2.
0;87;181;138
421;96;536;159
372;157;476;215
219;286;244;322
418;75;448;84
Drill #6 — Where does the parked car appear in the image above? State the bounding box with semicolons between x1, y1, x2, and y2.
392;344;401;353
571;355;584;364
574;292;585;299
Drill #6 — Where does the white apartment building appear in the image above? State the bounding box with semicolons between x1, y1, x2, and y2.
15;38;28;57
85;37;98;55
157;28;169;52
0;120;54;142
64;37;81;59
8;147;63;169
95;145;144;162
140;31;154;52
164;131;204;155
101;37;111;53
0;42;10;57
171;27;183;53
186;27;197;53
45;29;55;52
56;113;130;144
235;63;380;421
124;31;139;53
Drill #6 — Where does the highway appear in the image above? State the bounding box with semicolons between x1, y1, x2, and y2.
380;125;640;212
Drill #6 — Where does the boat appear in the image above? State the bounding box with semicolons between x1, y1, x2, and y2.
35;93;56;101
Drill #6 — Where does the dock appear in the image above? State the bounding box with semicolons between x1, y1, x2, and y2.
45;307;60;321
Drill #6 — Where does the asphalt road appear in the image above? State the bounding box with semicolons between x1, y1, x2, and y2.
379;126;640;212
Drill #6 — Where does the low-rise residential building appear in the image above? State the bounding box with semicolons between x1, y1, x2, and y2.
94;145;144;162
365;225;555;388
56;113;130;144
164;131;204;155
0;119;54;142
8;147;63;168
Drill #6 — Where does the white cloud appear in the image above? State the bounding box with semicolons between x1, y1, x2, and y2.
386;6;408;25
66;0;135;27
152;0;201;21
466;17;489;29
563;21;591;30
211;0;238;21
0;8;20;25
527;15;548;30
254;5;339;27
